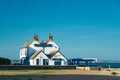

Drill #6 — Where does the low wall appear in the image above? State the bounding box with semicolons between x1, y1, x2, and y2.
0;65;76;70
90;67;103;71
76;67;104;71
76;67;90;70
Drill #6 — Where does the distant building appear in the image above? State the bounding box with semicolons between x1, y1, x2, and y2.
11;59;20;65
19;34;67;65
68;58;97;66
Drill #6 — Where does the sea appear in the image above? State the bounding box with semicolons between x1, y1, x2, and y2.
91;63;120;68
79;60;120;68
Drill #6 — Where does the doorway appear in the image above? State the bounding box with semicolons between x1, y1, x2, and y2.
54;60;61;65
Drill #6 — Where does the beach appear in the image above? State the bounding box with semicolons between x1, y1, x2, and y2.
0;75;119;80
0;69;120;80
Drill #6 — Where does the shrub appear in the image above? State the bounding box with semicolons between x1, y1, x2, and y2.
0;57;11;65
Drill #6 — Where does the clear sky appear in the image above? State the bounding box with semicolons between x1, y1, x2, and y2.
0;0;120;60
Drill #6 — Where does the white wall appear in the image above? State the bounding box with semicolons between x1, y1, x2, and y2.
31;51;49;65
51;52;67;65
61;61;64;65
20;48;27;59
49;60;67;65
29;41;43;51
29;60;34;65
44;41;59;54
52;52;67;61
49;60;54;65
48;41;59;49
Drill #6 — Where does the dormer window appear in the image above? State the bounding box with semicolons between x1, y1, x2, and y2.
34;44;53;47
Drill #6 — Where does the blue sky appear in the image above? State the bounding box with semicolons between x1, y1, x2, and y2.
0;0;120;60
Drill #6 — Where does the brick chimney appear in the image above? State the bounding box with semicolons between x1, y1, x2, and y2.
48;33;53;41
33;34;39;41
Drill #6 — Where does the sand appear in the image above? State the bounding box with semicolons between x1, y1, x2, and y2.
0;70;120;80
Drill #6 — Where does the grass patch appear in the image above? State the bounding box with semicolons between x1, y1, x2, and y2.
0;70;55;75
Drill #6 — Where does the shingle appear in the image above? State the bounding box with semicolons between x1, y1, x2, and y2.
30;50;41;59
41;40;49;44
47;50;58;58
20;40;33;48
49;50;58;55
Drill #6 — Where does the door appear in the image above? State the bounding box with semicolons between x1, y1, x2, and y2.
54;60;61;65
36;59;39;65
43;59;49;65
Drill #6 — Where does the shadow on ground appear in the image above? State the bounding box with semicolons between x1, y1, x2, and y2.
0;75;120;80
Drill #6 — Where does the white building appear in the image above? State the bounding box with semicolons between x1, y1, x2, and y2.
20;34;67;65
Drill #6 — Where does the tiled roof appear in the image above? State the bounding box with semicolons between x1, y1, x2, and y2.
47;50;58;58
20;40;33;48
38;40;52;47
30;50;41;59
49;50;58;55
41;40;49;44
